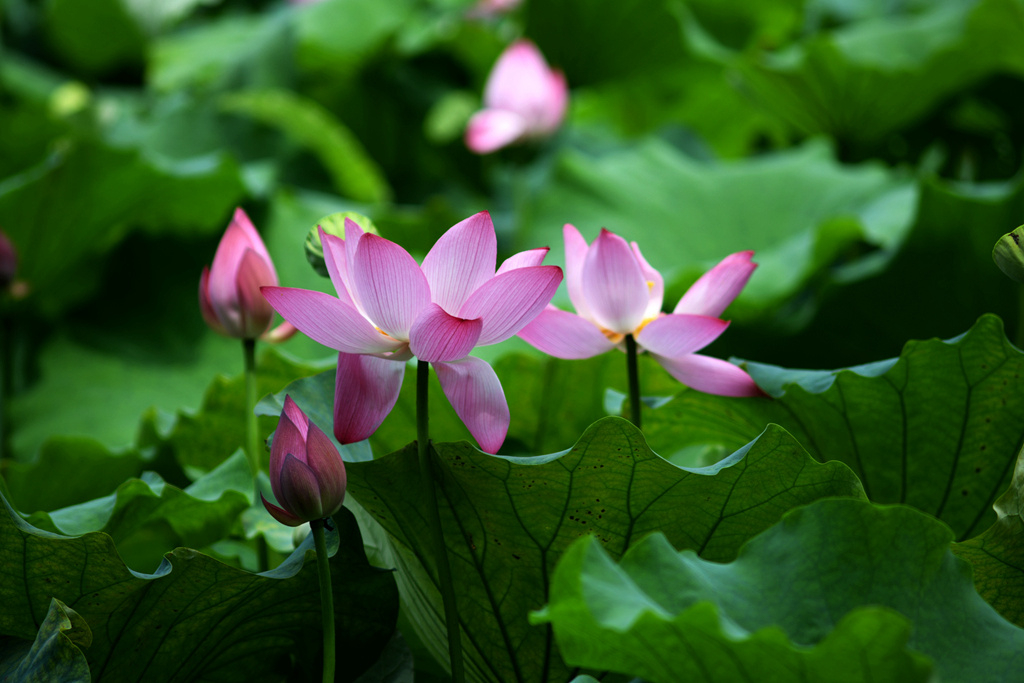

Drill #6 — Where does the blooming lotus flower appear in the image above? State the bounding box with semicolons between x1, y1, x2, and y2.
262;211;563;453
518;225;763;397
465;40;567;154
200;208;296;342
262;396;348;527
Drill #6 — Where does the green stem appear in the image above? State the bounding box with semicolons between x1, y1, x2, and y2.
625;334;642;429
310;519;335;683
243;339;268;572
416;360;465;683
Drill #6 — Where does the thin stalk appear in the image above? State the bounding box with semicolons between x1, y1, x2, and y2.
625;334;642;429
310;519;335;683
243;339;268;572
416;360;465;683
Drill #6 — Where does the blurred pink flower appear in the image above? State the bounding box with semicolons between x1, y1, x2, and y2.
262;396;347;527
467;0;522;19
518;225;763;397
263;211;562;453
200;208;296;342
466;40;567;154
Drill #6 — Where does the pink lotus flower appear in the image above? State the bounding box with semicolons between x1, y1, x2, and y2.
200;208;296;342
465;40;568;154
262;396;347;527
0;229;17;290
262;211;563;453
518;225;763;397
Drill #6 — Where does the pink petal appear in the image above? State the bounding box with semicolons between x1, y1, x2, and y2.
261;493;305;527
320;228;357;308
352;234;432;339
230;207;273;266
538;69;568;134
458;266;563;345
652;353;765;397
466;109;530;154
581;229;649;334
517;306;616;359
496;247;549;275
261;286;405;354
563;224;592;320
199;267;227;335
434;357;510;454
235;249;277;338
674;251;757;317
409;303;483;362
208;210;277;324
282;395;309;440
261;321;299;343
334;352;406;444
304;422;346;514
484;40;559;126
630;241;664;321
420;212;497;314
270;409;305;503
635;313;729;358
278;454;324;522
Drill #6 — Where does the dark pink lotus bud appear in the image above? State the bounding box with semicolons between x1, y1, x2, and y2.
199;208;295;341
261;396;347;527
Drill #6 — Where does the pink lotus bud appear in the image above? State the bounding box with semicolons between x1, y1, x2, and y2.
199;208;295;341
465;40;568;154
261;396;348;527
467;0;522;19
0;229;17;290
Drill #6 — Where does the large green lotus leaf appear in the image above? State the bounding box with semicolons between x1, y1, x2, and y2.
149;12;295;92
742;171;1024;368
643;314;1023;541
23;451;250;573
345;418;864;682
536;498;1024;683
953;442;1024;627
517;138;917;322
0;135;243;317
44;0;146;76
0;497;398;682
0;599;91;683
682;0;1024;141
219;89;391;204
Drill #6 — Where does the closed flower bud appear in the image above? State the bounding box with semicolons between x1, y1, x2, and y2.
261;396;347;527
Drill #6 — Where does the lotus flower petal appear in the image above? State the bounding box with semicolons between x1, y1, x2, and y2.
635;314;729;359
421;211;497;314
409;303;483;363
496;247;549;275
333;352;406;444
352;234;432;339
581;229;649;334
458;266;563;345
434;357;510;454
674;250;757;317
465;109;530;154
278;454;324;522
517;306;617;359
652;353;765;397
262;287;405;354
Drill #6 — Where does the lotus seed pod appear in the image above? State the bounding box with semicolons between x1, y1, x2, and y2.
304;212;378;278
993;225;1024;284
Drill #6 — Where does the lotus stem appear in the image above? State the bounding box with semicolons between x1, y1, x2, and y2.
416;359;465;683
625;334;642;429
243;339;269;572
310;518;335;683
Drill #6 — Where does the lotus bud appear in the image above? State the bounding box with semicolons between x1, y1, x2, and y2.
304;212;379;278
993;226;1024;284
200;208;296;342
261;396;347;527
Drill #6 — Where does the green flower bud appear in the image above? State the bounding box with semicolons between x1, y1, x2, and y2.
304;212;379;278
993;225;1024;284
